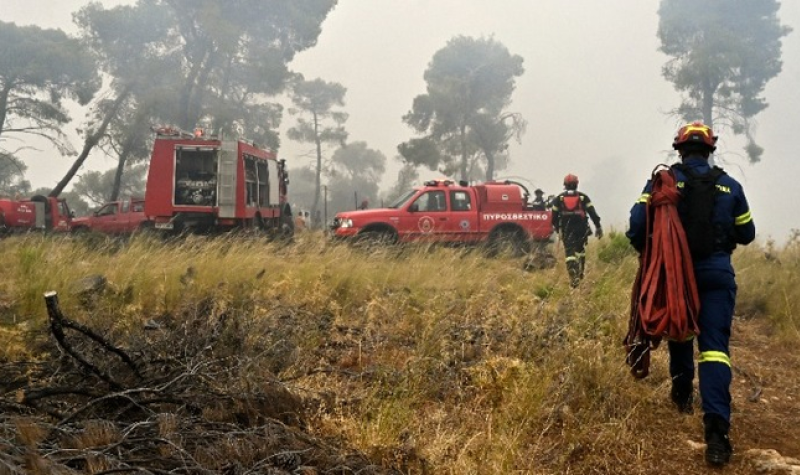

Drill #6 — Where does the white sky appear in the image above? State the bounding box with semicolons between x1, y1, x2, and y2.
4;0;800;243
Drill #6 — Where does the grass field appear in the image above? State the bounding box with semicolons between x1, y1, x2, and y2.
0;231;798;474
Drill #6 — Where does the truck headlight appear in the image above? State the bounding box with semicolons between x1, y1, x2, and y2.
339;218;354;228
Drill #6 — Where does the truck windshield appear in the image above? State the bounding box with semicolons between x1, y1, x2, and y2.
387;189;417;209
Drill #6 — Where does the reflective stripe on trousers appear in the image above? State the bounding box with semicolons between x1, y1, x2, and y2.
668;268;736;421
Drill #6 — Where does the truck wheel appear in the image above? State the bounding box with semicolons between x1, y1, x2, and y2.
522;242;557;271
487;228;529;258
278;221;294;242
135;221;155;237
249;214;269;238
254;214;266;230
278;204;295;241
353;230;397;249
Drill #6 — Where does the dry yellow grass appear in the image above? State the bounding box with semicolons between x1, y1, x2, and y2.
0;231;797;474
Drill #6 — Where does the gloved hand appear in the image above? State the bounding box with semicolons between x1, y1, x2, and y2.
595;227;603;239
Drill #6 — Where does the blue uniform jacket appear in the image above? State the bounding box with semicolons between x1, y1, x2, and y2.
626;157;756;272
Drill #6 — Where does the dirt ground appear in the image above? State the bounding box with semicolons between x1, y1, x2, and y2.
630;316;800;475
727;317;800;473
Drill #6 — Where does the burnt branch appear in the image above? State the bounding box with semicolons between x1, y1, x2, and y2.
45;291;142;382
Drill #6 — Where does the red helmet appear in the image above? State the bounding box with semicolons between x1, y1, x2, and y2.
672;121;718;152
563;174;579;188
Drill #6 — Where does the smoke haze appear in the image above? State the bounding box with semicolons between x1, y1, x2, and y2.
5;0;800;242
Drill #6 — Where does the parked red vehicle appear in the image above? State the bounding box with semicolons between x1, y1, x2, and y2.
0;195;74;234
71;198;150;235
330;179;553;253
144;126;293;236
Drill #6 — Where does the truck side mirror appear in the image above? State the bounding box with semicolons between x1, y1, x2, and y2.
409;203;419;212
70;211;76;218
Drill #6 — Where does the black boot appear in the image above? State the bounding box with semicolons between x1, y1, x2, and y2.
704;414;733;466
567;260;581;288
670;385;694;414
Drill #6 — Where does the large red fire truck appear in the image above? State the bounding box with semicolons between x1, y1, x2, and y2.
0;195;74;234
144;126;293;236
331;179;553;253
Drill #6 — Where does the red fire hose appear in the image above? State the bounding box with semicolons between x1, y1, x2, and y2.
624;166;701;378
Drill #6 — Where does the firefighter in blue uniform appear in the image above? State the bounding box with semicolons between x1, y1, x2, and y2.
551;174;602;287
626;122;756;466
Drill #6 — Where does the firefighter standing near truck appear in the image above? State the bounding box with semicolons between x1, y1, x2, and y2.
626;122;755;466
550;174;602;287
530;188;548;210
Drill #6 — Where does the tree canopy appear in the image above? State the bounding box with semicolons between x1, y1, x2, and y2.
0;21;100;158
159;0;337;142
49;0;338;197
330;141;386;182
658;0;791;162
65;0;178;199
287;77;348;222
71;163;148;207
383;162;420;205
400;36;524;181
0;153;29;197
327;141;386;212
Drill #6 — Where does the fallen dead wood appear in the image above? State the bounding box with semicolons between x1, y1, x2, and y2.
0;291;396;474
46;291;140;389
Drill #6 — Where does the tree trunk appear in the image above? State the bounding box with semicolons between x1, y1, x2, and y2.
49;88;131;198
485;150;495;182
311;111;322;227
459;124;468;182
186;49;217;129
178;45;208;130
702;79;716;165
0;82;12;138
109;143;131;202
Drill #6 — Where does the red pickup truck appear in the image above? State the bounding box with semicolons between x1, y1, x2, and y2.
71;198;151;235
331;179;553;254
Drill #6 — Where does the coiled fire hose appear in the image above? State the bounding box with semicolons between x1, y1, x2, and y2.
624;166;701;378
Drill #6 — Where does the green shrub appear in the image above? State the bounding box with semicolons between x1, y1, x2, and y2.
596;231;637;264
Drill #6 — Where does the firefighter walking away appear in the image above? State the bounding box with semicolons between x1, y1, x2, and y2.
626;122;756;466
550;174;602;287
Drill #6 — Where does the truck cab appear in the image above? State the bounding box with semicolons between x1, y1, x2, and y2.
71;198;149;235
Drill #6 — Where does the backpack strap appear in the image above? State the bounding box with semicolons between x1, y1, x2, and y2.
708;166;726;181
